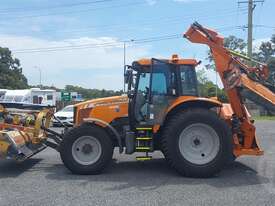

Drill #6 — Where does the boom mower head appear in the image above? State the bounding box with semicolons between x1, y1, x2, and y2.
0;103;55;161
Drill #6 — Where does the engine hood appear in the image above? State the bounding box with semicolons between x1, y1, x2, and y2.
75;95;128;110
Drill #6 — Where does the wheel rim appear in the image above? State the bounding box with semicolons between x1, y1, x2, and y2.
178;123;220;165
72;136;102;165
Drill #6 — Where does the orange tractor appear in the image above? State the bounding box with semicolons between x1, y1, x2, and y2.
1;22;275;177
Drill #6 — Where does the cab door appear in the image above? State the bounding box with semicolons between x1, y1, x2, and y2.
148;59;178;125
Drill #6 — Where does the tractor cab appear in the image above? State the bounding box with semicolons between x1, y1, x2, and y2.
125;55;199;128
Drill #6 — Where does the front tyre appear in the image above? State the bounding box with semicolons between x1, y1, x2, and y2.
59;124;114;175
161;108;232;178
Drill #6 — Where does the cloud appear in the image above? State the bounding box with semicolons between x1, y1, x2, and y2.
0;34;150;90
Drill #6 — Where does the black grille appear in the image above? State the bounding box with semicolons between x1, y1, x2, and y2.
56;116;67;120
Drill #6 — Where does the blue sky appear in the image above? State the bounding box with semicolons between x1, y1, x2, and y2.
0;0;274;90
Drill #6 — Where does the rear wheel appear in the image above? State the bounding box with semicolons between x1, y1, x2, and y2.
161;108;232;178
59;124;113;175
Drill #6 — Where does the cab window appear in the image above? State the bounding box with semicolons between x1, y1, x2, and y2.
151;62;176;96
180;65;198;96
137;72;150;93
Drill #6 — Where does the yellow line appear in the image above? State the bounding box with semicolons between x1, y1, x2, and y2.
136;157;152;161
136;137;152;140
136;128;152;130
136;147;151;150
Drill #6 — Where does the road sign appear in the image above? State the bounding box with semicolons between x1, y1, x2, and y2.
61;91;71;101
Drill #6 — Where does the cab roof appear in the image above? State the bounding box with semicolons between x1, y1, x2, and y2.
135;54;198;66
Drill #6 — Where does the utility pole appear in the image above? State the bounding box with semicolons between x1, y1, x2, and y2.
123;42;126;93
247;0;253;59
34;66;42;88
123;42;126;72
238;0;264;60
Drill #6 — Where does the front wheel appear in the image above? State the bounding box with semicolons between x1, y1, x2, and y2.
161;108;232;178
59;124;114;175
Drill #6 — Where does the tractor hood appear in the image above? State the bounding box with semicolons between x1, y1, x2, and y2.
75;95;128;110
73;95;129;126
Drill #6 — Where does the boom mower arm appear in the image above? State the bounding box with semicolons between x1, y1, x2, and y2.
184;22;275;155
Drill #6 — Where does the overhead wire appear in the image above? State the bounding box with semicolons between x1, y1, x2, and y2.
0;0;116;13
3;7;248;37
2;3;252;54
12;26;241;54
1;1;146;20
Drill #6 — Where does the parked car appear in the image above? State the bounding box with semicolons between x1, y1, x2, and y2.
53;105;74;126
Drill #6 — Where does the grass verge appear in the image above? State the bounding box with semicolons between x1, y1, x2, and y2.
253;116;275;121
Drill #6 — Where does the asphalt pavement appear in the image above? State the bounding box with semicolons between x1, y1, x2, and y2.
1;121;275;206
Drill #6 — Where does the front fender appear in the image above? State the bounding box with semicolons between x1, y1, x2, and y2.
82;117;123;153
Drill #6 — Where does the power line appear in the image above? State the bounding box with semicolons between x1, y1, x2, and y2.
238;24;275;30
0;0;116;13
2;7;247;37
13;34;182;54
12;26;241;54
2;1;146;20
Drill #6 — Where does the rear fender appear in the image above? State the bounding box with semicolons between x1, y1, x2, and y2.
151;97;223;133
166;97;222;119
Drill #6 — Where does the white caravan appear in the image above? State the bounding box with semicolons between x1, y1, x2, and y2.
0;88;56;106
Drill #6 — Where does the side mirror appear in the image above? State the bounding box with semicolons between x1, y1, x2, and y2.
124;67;133;85
127;90;135;99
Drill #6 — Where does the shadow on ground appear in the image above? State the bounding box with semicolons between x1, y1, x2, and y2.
0;157;269;191
0;159;42;178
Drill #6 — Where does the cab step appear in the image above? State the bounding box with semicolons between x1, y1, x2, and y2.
136;146;151;151
136;156;152;161
135;127;154;152
136;137;152;140
136;127;152;131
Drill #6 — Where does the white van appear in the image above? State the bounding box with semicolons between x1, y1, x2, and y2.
0;88;56;106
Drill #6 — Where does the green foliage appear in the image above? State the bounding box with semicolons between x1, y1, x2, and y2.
0;47;28;89
206;36;247;71
196;69;208;84
29;85;61;91
224;35;247;53
253;36;275;86
196;69;228;102
256;41;274;62
267;57;275;87
64;85;123;100
253;115;275;121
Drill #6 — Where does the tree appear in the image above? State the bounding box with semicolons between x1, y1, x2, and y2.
196;68;228;102
256;41;274;62
0;47;28;89
267;57;275;87
196;69;208;84
206;35;247;70
224;35;247;53
254;35;275;86
64;85;123;100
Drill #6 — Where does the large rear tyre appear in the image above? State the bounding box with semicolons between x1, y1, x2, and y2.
59;124;114;175
161;108;232;178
